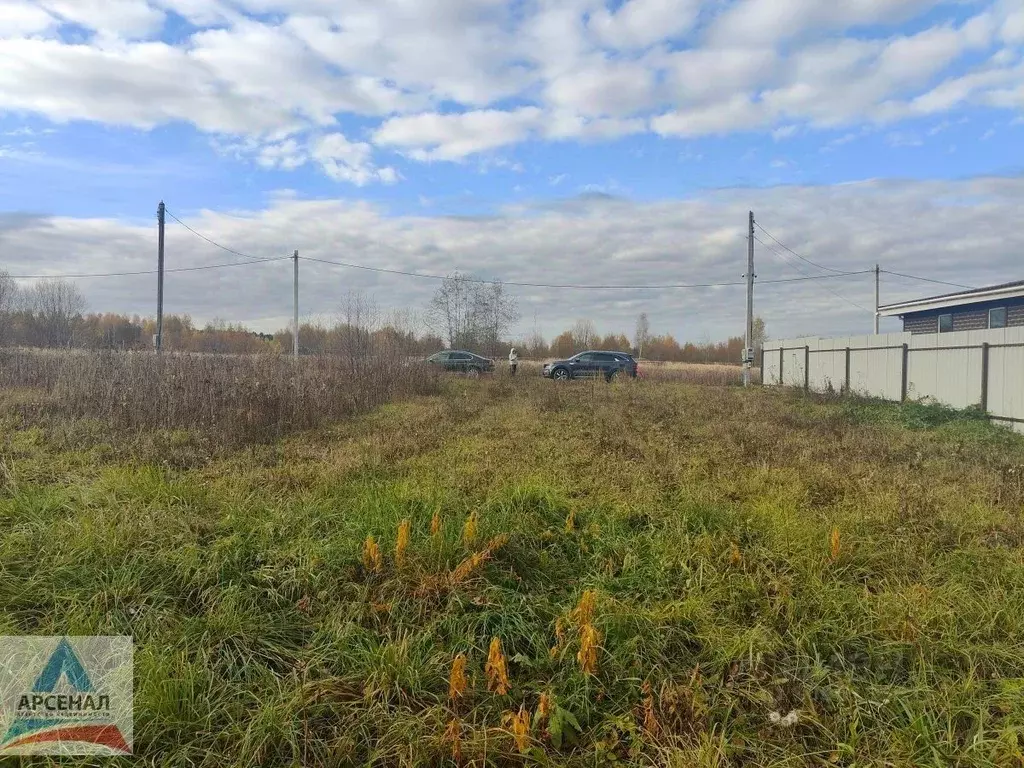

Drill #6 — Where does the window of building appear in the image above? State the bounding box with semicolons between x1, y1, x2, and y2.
938;313;953;333
989;307;1007;329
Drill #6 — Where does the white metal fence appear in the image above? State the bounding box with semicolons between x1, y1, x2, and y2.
762;327;1024;433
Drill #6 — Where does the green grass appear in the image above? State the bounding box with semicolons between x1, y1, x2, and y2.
2;378;1024;766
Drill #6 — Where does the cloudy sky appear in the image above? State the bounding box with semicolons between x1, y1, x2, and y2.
0;0;1022;342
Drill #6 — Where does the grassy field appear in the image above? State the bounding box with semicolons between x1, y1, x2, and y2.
2;374;1024;766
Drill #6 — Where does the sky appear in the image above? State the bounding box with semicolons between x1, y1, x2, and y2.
0;0;1022;344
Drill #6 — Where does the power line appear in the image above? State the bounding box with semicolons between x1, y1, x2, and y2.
9;256;292;280
303;254;871;290
752;221;976;293
164;209;268;262
881;270;975;290
754;234;873;312
753;222;856;275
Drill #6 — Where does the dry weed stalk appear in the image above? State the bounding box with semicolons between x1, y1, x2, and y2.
395;519;411;565
444;718;463;763
486;637;510;694
577;623;601;676
448;653;468;700
362;535;382;573
463;512;479;546
505;705;531;752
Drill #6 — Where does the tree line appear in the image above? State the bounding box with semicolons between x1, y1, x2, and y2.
0;271;765;363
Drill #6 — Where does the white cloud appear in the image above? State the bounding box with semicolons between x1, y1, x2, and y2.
708;0;939;46
886;131;923;147
544;111;647;141
1000;0;1024;43
652;94;767;137
373;108;544;161
662;47;778;103
0;1;57;38
0;0;1019;172
4;176;1024;341
543;57;657;117
588;0;702;49
37;0;166;39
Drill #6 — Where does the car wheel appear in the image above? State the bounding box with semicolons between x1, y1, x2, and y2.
552;367;570;381
467;367;481;379
606;369;618;382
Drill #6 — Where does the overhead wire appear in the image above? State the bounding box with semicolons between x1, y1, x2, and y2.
880;270;975;291
302;254;872;290
8;256;293;280
753;234;873;313
751;219;977;298
753;222;856;275
16;208;969;299
164;209;271;262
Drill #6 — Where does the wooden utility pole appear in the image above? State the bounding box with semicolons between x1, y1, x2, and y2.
156;201;165;353
743;211;755;387
293;250;299;359
874;264;880;334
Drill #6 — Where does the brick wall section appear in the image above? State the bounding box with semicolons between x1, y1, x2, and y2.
953;310;988;332
905;315;938;334
903;297;1024;334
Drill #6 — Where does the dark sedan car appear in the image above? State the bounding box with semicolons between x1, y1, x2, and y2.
542;351;638;381
425;350;495;376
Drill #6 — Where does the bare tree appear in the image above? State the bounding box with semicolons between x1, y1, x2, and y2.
337;290;379;370
426;273;518;353
570;319;597;350
0;270;19;347
426;272;473;349
28;280;86;348
475;280;519;356
751;317;768;359
634;312;650;358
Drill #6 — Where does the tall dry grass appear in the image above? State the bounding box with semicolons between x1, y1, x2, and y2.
637;360;757;385
0;348;441;445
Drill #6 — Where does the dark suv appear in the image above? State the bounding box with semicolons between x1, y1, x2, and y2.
425;350;495;376
542;351;638;381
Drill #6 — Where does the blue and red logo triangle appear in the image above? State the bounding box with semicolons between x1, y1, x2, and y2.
1;638;129;754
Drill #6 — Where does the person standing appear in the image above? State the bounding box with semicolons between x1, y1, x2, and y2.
508;347;519;377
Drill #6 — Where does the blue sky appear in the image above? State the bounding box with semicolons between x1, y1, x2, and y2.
0;0;1022;340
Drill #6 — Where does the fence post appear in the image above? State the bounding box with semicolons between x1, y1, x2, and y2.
779;347;784;386
981;342;990;413
844;347;851;394
900;343;909;402
760;347;765;386
804;345;810;392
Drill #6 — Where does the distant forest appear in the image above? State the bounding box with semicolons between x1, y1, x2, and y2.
0;272;764;363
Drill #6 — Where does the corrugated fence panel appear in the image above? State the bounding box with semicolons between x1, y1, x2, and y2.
809;347;846;392
765;327;1023;433
987;327;1024;434
763;350;781;385
782;346;806;387
908;347;983;408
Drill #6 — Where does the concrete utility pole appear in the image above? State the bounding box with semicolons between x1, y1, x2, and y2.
743;211;755;387
873;264;880;335
156;201;165;353
293;250;300;359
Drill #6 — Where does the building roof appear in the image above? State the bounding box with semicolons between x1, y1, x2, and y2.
877;279;1024;317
